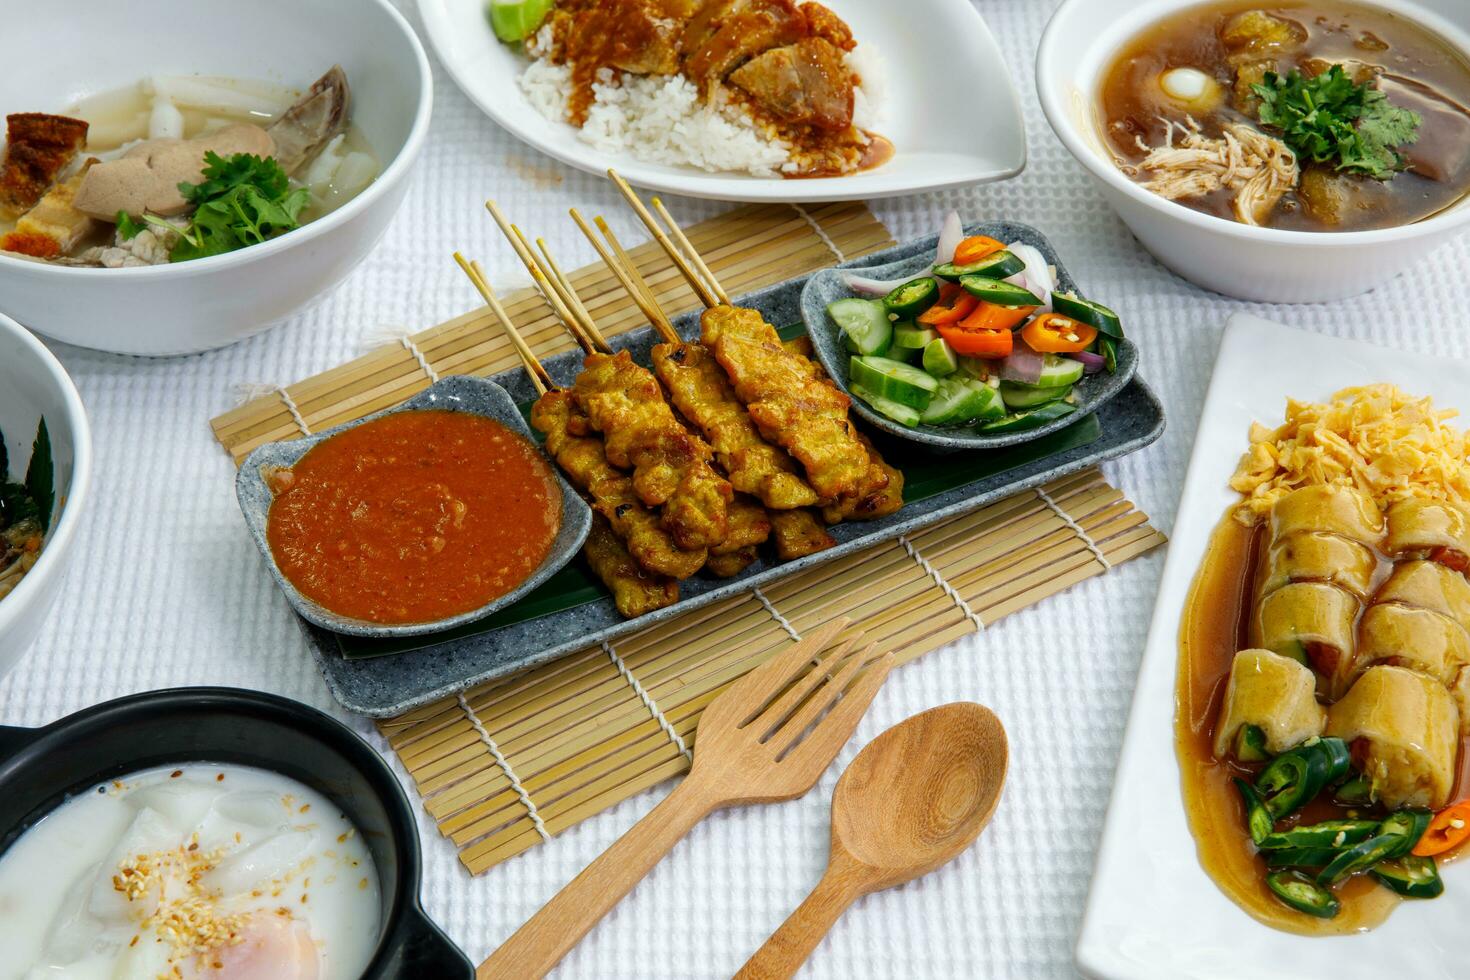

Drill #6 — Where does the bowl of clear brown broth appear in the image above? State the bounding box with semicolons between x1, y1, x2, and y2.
1039;0;1470;301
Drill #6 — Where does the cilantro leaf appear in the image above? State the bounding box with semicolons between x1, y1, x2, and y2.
116;210;146;241
24;418;52;533
1253;65;1421;180
167;152;311;262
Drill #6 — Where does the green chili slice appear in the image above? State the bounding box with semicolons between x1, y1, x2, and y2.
1266;870;1341;918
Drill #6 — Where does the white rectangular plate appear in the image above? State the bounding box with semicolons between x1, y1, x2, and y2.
1077;313;1470;980
415;0;1026;201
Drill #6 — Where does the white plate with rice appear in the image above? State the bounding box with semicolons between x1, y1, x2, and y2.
417;0;1026;201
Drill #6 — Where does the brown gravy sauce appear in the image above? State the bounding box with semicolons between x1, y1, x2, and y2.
1175;510;1470;934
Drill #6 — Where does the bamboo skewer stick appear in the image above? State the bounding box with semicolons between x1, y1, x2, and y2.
486;200;600;356
594;216;675;338
606;169;720;307
452;253;552;395
651;196;729;305
519;231;616;355
568;208;680;345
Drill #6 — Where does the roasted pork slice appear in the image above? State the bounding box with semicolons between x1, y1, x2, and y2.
0;113;89;221
0;159;98;259
566;0;683;77
729;36;853;130
682;0;808;93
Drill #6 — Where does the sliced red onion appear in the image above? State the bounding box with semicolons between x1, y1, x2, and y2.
1004;242;1055;312
935;211;962;265
839;270;932;296
998;341;1045;384
1069;349;1107;374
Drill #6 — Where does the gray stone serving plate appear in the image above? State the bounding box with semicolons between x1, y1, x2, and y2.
294;257;1166;717
800;221;1138;449
235;376;593;638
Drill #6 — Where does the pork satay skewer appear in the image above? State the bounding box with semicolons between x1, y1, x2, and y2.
571;208;828;514
453;253;701;598
486;201;733;550
571;210;836;561
605;173;878;506
644;182;901;522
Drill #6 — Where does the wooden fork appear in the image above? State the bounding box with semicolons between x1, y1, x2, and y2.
478;618;896;979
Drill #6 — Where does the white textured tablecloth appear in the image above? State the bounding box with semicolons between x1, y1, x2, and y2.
6;1;1470;977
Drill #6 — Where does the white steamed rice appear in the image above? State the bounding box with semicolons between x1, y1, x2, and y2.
518;32;884;177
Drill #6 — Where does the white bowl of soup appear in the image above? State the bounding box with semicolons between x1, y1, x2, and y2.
0;0;431;355
1038;0;1470;302
0;313;91;682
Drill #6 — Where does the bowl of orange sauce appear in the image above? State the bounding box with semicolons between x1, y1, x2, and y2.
235;376;591;637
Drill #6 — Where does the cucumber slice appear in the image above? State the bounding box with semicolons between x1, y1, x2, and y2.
933;250;1025;282
850;383;921;427
892;323;939;350
999;380;1071;410
849;355;939;410
958;275;1041;306
920;378;1005;425
956;357;993;381
922;338;959;377
882;277;940;318
980;400;1077;433
1052;291;1124;338
489;0;554;41
828;298;893;356
887;343;923;364
1035;354;1085;388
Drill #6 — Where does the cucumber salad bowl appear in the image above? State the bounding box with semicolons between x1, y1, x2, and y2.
799;216;1138;450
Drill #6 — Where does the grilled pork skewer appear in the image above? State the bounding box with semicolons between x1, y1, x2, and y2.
453;255;691;616
528;232;771;577
570;208;823;512
608;172;902;519
571;208;836;562
486;200;733;552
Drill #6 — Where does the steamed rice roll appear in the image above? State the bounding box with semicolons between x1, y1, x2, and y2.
1384;498;1470;572
1356;602;1470;686
1256;581;1360;698
1261;531;1377;600
1269;485;1384;548
1326;665;1461;809
1375;559;1470;632
1213;648;1327;759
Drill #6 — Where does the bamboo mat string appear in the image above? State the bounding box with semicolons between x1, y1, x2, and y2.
399;335;441;383
602;640;692;763
234;383;312;437
898;535;986;631
1035;486;1112;570
457;692;551;841
789;203;845;263
751;586;801;641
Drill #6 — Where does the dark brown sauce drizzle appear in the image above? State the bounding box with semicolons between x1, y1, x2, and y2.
1175;510;1470;934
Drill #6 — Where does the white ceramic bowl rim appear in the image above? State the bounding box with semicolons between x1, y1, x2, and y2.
0;0;433;280
0;317;92;624
1037;0;1470;248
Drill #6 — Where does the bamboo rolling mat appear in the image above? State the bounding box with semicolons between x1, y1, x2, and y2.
208;201;1166;875
211;201;894;462
384;467;1163;875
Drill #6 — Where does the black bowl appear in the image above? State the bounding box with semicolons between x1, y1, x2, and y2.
0;687;472;978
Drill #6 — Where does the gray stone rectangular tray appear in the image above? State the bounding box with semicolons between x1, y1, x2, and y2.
302;247;1166;717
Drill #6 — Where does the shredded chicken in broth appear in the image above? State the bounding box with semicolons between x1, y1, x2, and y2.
1099;1;1470;231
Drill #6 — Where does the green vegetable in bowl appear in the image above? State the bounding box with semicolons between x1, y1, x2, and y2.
1253;65;1421;180
0;418;52;601
124;152;311;263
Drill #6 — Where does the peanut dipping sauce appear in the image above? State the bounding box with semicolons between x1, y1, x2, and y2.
265;410;561;625
1176;512;1470;934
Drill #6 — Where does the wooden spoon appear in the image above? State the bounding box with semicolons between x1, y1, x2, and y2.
734;702;1008;980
